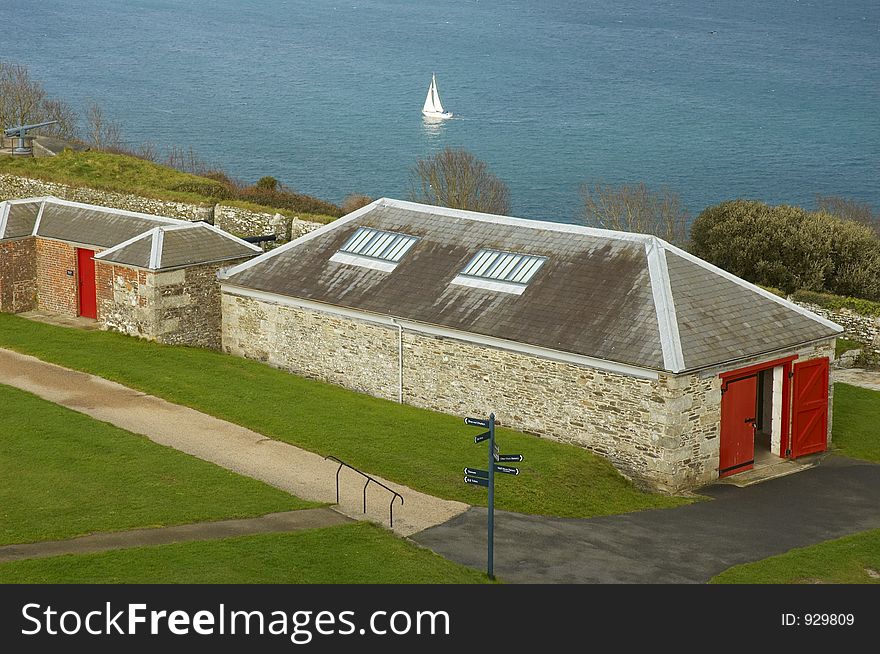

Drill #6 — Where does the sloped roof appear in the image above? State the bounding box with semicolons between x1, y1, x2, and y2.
0;197;260;271
95;222;260;271
221;198;842;374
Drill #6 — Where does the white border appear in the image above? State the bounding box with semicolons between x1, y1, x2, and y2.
221;284;661;380
450;275;526;296
0;202;9;238
329;251;398;273
150;228;164;269
646;238;685;373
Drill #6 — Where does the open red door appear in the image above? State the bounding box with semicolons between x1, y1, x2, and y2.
790;357;830;458
719;375;757;477
76;248;97;319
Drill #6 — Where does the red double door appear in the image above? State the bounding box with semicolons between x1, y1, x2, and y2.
76;248;97;319
719;357;829;477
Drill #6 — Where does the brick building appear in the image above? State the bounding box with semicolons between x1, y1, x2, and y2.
219;199;842;491
0;197;260;347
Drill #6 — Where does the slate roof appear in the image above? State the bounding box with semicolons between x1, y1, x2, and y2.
0;197;260;270
95;223;261;271
220;199;842;374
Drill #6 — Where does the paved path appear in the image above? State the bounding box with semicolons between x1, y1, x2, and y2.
834;368;880;392
0;348;467;536
413;456;880;583
0;509;351;563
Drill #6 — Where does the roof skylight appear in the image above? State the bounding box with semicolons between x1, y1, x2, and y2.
339;227;418;263
460;249;547;285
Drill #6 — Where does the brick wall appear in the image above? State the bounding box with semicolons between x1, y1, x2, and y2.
35;239;83;316
0;237;37;313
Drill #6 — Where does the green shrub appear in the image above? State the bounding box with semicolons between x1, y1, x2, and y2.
690;200;880;301
791;290;880;317
255;176;278;191
236;186;343;217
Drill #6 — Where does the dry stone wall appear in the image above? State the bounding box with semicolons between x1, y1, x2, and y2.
792;300;880;353
0;174;323;244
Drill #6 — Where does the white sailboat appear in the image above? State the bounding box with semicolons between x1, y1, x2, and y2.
422;73;453;119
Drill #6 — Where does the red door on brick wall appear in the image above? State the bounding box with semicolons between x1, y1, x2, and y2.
76;248;97;319
791;357;830;458
719;375;757;477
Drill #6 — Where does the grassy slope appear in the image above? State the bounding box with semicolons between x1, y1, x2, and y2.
0;313;691;517
0;523;490;584
832;383;880;463
0;150;337;224
0;383;314;545
835;338;862;358
711;529;880;584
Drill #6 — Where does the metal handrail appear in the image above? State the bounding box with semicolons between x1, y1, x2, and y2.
324;455;404;528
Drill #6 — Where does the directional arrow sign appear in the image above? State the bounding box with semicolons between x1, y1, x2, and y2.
473;431;490;444
464;467;488;479
494;464;519;476
464;475;489;487
465;417;490;428
497;454;523;463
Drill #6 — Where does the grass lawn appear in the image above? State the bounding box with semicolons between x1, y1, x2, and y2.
835;337;862;358
0;150;337;224
0;523;490;584
0;383;315;545
711;529;880;584
832;383;880;463
0;313;691;517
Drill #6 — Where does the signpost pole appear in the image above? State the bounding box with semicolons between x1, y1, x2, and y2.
487;412;495;580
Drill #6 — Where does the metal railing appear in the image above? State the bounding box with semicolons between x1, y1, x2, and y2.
324;455;404;528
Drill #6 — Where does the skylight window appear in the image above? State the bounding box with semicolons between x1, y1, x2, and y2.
330;226;419;272
460;249;547;284
451;249;547;295
340;227;418;262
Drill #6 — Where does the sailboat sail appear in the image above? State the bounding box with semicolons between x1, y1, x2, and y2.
423;80;436;113
431;76;444;114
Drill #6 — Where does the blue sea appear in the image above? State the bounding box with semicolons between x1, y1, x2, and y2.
1;0;878;220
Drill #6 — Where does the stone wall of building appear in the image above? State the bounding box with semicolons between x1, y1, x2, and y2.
0;236;37;313
222;292;838;491
34;238;84;316
221;293;724;490
0;174;324;245
99;259;249;349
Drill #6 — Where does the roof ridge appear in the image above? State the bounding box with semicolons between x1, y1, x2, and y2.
380;198;657;245
646;237;685;372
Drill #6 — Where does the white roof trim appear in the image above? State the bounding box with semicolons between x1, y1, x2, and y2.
219;199;378;279
221;283;661;380
450;275;527;296
329;251;398;273
661;241;844;334
94;229;154;263
646;238;685;373
32;200;47;236
380;198;654;244
150;228;165;270
0;202;9;239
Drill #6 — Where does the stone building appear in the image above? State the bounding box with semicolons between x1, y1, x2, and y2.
0;196;260;348
219;198;842;491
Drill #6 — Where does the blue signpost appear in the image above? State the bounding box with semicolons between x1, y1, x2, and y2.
463;413;523;580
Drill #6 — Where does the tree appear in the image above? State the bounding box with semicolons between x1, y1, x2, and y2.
410;147;510;215
578;181;688;245
815;194;878;235
0;61;78;139
85;101;123;150
690;199;880;300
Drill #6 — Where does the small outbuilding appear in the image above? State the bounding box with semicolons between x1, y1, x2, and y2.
0;196;261;347
219;198;843;491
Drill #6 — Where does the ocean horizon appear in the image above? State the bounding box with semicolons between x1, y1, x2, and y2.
1;0;877;221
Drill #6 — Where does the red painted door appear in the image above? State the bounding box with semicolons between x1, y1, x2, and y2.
791;358;830;458
76;248;97;319
719;375;757;477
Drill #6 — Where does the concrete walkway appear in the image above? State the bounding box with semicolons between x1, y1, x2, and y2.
413;456;880;583
0;509;351;564
834;368;880;392
0;348;467;536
